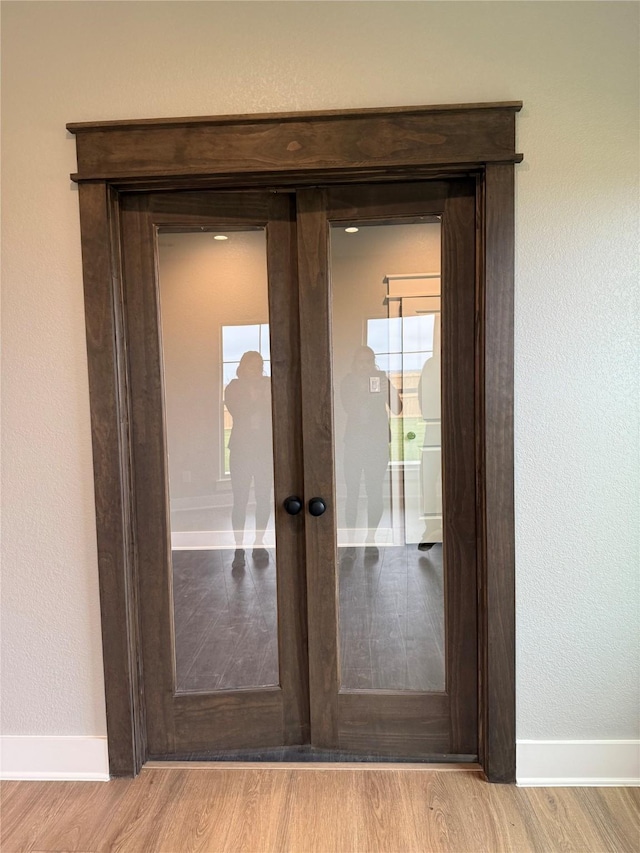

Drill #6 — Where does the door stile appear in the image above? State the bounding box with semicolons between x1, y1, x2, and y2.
265;192;309;743
295;188;340;748
120;193;177;753
121;195;174;751
441;183;479;754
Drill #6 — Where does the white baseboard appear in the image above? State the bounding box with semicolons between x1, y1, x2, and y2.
0;736;109;781
517;739;640;786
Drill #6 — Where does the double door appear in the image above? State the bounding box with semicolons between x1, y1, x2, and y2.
121;179;478;760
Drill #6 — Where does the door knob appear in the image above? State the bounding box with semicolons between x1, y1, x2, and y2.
283;496;303;515
308;497;327;517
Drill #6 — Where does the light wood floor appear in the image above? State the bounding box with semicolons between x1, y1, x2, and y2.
2;767;638;852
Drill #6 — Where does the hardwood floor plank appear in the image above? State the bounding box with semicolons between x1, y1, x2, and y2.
2;769;637;853
1;781;77;852
29;779;133;853
484;781;550;853
281;769;361;852
418;772;477;852
97;770;188;852
522;786;605;852
114;769;243;852
362;770;422;852
565;787;640;853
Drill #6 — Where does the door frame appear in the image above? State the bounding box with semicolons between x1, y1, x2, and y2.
68;102;521;782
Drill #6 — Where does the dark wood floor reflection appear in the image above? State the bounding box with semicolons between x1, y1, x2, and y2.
172;545;444;694
338;544;444;691
173;549;278;692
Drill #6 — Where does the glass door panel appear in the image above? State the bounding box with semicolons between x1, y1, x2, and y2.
330;221;445;693
157;227;278;693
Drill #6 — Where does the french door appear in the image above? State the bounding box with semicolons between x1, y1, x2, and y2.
121;179;478;759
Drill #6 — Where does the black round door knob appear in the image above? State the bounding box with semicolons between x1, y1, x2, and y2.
283;496;303;515
308;497;327;517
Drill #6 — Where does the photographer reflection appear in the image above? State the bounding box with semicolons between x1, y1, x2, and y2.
341;345;402;562
224;351;273;570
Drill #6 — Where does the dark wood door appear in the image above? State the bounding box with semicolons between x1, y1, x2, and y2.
121;180;478;760
298;180;478;758
120;190;309;755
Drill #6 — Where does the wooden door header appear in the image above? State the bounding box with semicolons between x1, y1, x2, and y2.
67;102;523;186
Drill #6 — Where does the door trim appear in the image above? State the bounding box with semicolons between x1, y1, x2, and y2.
69;102;521;782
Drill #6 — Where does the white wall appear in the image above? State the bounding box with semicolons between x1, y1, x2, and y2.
2;0;638;762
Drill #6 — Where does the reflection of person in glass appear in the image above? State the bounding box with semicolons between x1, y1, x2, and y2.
341;345;402;560
224;351;273;570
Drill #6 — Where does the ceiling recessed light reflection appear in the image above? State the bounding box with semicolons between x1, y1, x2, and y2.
214;235;228;241
345;227;359;233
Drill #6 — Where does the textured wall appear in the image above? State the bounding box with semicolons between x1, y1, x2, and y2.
1;1;638;739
